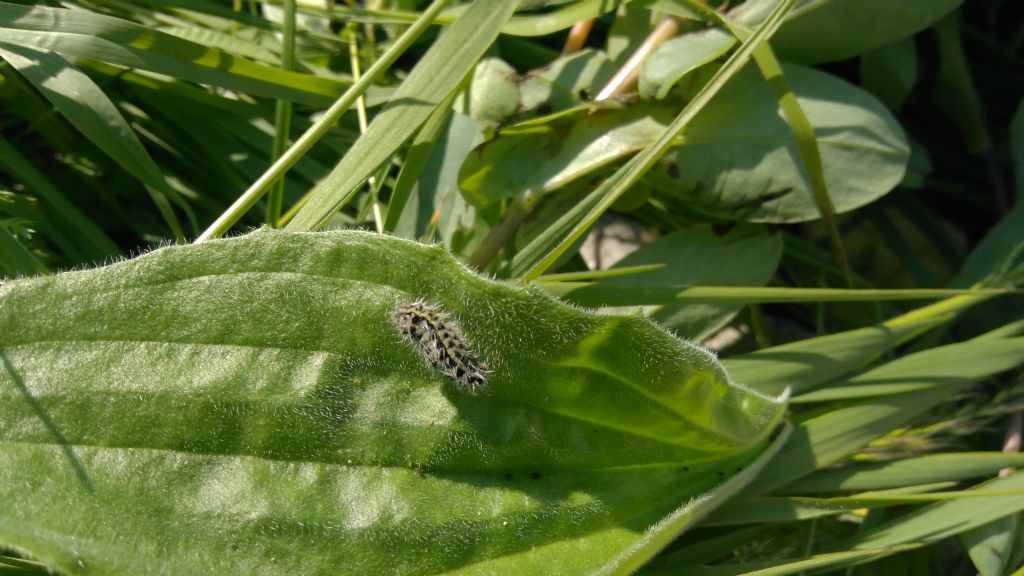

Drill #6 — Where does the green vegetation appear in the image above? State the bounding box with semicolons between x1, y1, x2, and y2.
1;1;1022;574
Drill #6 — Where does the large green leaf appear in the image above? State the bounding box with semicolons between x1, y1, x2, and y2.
463;51;612;127
639;28;735;99
0;228;787;575
643;63;909;224
458;102;676;207
732;0;963;65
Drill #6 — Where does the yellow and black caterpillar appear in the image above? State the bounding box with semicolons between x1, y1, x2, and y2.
390;301;490;394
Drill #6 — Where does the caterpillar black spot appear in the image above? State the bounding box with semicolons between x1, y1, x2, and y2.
390;301;490;394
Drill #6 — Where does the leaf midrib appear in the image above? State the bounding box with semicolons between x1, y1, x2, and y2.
0;439;719;475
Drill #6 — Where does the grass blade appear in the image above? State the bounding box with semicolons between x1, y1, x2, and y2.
0;225;48;277
0;1;345;105
724;294;993;396
541;284;1006;307
834;472;1024;555
286;0;520;231
750;336;1024;492
0;44;191;238
196;0;451;242
791;337;1024;402
781;452;1024;494
266;0;297;227
382;91;457;233
0;135;118;261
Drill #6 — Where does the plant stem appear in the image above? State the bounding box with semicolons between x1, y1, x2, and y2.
266;0;296;227
562;18;594;54
595;17;681;100
1001;410;1022;478
467;202;530;271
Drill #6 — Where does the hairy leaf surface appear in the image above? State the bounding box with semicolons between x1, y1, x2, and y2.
0;229;786;575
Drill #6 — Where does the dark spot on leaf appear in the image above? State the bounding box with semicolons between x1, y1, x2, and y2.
578;88;590;101
667;161;680;179
504;472;514;481
734;186;793;211
536;102;552;116
711;223;734;236
530;472;541;480
682;466;690;473
761;187;792;202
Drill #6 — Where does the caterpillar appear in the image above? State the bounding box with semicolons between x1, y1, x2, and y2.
390;301;490;394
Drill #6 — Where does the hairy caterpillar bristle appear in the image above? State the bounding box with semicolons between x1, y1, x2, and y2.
390;301;490;394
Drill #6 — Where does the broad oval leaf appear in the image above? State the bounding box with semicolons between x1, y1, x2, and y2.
644;64;909;223
0;228;787;575
732;0;963;65
639;28;736;100
462;51;612;128
464;57;521;127
459;103;675;206
517;49;614;113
